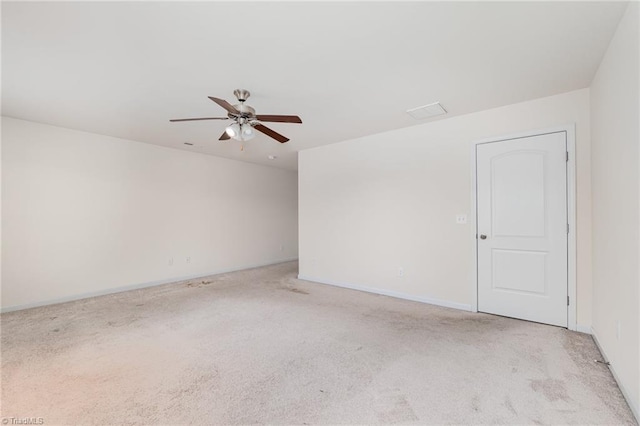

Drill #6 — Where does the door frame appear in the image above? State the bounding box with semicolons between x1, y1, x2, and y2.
470;124;577;330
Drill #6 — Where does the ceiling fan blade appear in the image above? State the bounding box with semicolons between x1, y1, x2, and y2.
254;124;289;143
219;131;230;140
256;115;302;124
170;117;228;122
208;96;239;114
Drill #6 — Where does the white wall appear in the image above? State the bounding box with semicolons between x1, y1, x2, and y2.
299;88;592;327
1;117;298;311
590;2;639;417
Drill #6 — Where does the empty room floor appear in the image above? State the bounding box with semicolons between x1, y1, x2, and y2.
1;262;635;425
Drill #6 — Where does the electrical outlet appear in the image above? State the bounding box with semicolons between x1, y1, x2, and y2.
398;267;404;277
168;257;173;266
186;256;191;264
456;214;467;224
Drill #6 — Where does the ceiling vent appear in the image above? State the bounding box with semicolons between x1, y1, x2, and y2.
406;102;447;120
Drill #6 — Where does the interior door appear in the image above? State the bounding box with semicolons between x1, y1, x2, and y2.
476;131;568;327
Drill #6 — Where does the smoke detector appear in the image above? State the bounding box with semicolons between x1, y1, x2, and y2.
406;102;447;120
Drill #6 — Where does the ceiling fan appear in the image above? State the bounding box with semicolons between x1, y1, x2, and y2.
170;89;302;143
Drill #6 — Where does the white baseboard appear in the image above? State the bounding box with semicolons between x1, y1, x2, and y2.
1;258;299;313
591;327;639;423
576;323;592;334
297;274;472;312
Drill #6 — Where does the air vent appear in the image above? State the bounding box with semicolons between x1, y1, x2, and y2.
406;102;447;120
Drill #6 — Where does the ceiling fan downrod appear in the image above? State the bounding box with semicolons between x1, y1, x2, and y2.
232;89;255;117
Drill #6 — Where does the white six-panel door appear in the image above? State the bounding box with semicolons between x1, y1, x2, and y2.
476;131;568;327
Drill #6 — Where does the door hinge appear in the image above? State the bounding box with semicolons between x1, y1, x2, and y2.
566;151;569;162
567;296;570;306
567;223;570;234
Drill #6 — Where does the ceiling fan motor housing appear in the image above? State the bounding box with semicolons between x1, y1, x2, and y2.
233;104;256;117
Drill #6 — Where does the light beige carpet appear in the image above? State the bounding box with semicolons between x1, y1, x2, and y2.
1;261;636;425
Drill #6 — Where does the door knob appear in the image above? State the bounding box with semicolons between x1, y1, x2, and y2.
480;234;487;240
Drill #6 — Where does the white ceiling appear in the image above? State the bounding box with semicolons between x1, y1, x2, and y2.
2;1;628;171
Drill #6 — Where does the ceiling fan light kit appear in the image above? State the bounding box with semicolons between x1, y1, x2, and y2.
170;89;302;146
225;122;255;141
